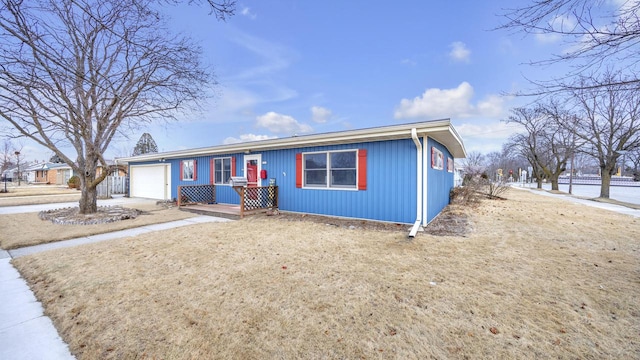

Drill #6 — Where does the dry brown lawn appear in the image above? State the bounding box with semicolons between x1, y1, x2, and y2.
0;185;81;206
0;204;196;249
13;189;640;359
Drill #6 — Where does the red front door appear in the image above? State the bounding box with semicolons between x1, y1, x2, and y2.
246;160;258;187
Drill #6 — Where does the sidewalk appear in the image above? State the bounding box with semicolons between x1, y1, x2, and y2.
0;196;158;215
512;186;640;218
0;250;74;360
0;207;230;359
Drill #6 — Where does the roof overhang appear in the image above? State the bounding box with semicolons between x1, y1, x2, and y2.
117;119;467;163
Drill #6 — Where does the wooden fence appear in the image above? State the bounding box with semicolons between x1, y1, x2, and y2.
96;176;128;198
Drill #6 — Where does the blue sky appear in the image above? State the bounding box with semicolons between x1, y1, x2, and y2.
19;0;596;161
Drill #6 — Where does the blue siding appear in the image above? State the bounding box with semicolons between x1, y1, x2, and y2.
128;137;457;224
426;138;454;223
258;139;417;223
167;154;244;204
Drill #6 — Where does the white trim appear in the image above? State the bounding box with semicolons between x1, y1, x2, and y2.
422;136;429;226
213;157;232;185
117;119;466;163
409;128;423;237
181;159;195;181
243;154;262;186
302;150;358;190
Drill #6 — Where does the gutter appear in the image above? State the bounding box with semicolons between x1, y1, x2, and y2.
116;119;462;162
409;128;423;237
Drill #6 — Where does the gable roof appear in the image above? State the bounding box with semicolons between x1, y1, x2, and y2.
117;119;466;163
24;162;72;171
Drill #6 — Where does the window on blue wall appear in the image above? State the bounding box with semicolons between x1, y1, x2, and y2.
214;158;231;185
303;150;356;189
182;160;194;181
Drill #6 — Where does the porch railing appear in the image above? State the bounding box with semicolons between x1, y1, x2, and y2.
178;184;216;206
232;186;278;218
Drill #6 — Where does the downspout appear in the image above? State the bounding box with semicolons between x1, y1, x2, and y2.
422;135;428;226
409;128;423;237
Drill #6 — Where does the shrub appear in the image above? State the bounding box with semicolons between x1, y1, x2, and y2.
67;175;80;189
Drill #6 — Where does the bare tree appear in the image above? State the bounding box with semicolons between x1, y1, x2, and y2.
0;139;14;174
0;0;232;213
461;151;485;179
184;0;235;20
628;146;640;180
505;102;576;190
504;107;547;188
568;72;640;198
499;0;640;92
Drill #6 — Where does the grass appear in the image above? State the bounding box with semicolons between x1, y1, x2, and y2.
0;203;196;249
12;189;640;359
0;185;80;206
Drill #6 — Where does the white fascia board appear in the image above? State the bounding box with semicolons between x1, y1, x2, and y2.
118;119;463;162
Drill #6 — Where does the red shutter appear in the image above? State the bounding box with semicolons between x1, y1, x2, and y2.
295;153;302;188
210;159;214;184
357;149;367;190
231;157;236;176
193;160;197;181
179;160;184;181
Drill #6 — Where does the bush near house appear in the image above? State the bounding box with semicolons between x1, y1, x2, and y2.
67;175;80;189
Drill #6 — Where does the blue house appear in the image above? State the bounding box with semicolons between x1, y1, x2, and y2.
119;119;466;236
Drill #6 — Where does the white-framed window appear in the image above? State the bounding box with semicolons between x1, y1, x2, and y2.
182;159;195;181
214;157;232;185
303;150;357;189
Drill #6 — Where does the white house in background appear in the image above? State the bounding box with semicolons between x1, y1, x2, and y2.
24;161;74;184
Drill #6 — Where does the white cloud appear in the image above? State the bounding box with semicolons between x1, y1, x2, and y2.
256;111;313;135
456;121;522;141
401;58;417;66
240;6;257;19
454;121;523;154
311;106;332;123
448;41;471;62
223;133;277;145
394;82;509;120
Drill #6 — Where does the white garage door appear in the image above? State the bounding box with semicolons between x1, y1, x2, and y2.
130;164;171;200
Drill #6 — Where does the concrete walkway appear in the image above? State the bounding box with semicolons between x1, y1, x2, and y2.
0;200;231;360
512;186;640;218
0;196;158;215
0;250;74;360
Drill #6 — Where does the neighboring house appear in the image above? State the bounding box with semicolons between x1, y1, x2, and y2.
25;162;74;185
97;160;128;177
118;119;466;230
1;165;19;182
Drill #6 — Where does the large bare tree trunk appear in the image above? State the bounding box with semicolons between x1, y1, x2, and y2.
599;167;613;199
79;180;98;214
78;157;100;214
550;177;559;191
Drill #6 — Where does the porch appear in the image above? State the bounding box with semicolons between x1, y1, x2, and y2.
177;184;278;220
179;203;243;220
